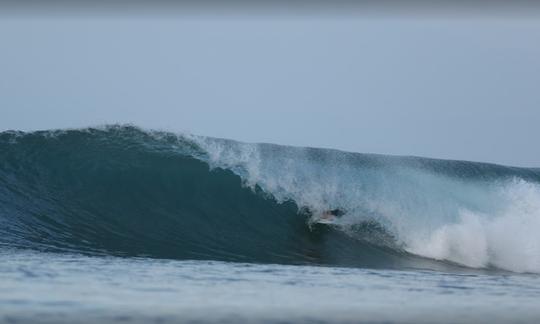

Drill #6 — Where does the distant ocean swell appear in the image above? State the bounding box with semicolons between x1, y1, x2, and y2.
1;125;539;273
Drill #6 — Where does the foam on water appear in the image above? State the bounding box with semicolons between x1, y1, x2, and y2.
410;179;540;272
193;136;540;273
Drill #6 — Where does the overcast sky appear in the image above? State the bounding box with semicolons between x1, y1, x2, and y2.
1;10;539;167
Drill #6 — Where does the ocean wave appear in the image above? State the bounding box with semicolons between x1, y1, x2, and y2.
1;125;539;273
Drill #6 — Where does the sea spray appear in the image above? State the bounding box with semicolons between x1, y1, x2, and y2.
1;125;540;273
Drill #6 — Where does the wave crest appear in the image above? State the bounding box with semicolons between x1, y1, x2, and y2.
1;125;539;273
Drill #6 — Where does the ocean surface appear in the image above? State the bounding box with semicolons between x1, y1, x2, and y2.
1;125;540;323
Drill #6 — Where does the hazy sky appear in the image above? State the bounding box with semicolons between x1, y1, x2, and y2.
1;11;539;167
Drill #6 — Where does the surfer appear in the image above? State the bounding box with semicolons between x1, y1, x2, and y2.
319;209;345;221
304;207;345;226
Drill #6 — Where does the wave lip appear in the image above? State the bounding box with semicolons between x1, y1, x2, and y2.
1;125;539;273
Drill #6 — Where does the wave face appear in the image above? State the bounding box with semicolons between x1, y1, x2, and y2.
1;125;540;273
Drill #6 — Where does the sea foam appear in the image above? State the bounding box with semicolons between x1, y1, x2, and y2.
195;136;540;273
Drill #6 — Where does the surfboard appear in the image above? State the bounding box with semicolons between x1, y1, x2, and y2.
312;215;337;224
315;218;336;224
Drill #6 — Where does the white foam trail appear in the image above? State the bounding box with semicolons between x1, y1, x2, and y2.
192;136;540;273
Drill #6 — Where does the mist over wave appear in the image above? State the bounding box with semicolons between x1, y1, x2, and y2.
1;125;539;273
194;133;540;273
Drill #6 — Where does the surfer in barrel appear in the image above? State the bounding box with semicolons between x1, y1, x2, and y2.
318;208;345;222
304;207;346;225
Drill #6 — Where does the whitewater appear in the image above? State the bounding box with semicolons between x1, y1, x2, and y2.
194;133;540;273
1;125;540;323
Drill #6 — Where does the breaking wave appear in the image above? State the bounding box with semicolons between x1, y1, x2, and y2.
1;125;539;273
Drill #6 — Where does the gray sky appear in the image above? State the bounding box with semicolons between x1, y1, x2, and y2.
1;13;539;167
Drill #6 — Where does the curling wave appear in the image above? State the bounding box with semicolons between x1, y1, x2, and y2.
1;125;539;273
